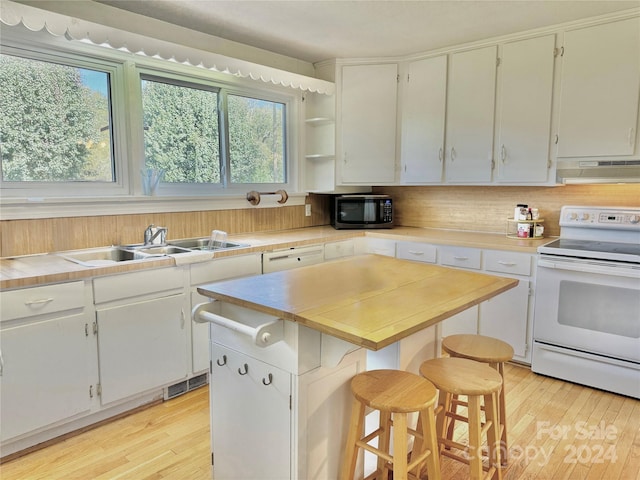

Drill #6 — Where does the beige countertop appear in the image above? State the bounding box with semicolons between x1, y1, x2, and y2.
197;254;519;350
0;226;551;290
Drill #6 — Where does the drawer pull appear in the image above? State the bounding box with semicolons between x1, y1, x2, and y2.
453;256;469;261
262;373;273;386
498;261;517;267
216;355;227;366
408;251;424;256
238;363;249;375
24;298;54;306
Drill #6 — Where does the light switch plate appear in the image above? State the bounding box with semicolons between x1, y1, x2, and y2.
305;204;312;216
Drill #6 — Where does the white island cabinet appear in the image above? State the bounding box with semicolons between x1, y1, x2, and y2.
0;281;95;443
196;255;517;479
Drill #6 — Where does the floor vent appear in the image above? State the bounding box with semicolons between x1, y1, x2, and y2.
165;373;209;400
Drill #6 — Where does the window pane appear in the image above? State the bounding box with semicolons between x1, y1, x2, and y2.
0;54;114;182
228;95;285;184
142;79;220;183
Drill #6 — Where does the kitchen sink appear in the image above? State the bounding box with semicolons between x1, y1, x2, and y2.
167;238;249;251
58;245;191;266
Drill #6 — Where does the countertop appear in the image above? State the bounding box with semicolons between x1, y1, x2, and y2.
0;226;551;290
197;254;519;350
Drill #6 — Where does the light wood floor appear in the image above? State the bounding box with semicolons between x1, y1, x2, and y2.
1;364;639;479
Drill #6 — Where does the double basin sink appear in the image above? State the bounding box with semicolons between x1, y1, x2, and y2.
58;237;249;267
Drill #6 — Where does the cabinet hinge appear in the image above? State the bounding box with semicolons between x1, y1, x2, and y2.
397;74;400;83
289;395;292;410
407;73;410;82
554;46;565;57
97;383;102;396
85;323;89;337
89;385;93;398
496;57;501;67
211;453;214;466
93;321;98;335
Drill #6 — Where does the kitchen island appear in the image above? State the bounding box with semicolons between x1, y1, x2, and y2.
195;254;518;479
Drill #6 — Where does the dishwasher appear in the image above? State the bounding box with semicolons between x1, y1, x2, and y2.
262;244;325;273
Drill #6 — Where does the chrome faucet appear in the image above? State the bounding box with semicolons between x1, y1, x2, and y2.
144;224;167;245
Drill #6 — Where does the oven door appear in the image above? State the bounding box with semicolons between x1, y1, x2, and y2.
533;255;640;363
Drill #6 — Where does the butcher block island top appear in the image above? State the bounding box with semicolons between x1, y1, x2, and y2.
197;254;518;350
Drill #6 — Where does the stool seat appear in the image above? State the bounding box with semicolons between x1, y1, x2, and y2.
341;369;441;480
442;334;514;363
352;369;438;413
420;357;502;396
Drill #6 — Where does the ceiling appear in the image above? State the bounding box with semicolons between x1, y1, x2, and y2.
92;0;639;64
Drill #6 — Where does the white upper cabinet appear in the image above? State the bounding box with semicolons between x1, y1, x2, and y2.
400;55;447;183
557;17;640;157
445;46;497;183
495;34;556;183
339;63;398;184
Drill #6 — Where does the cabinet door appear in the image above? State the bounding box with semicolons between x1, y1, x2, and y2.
0;314;91;441
557;17;640;157
441;306;479;338
445;46;497;183
496;35;556;183
479;279;530;359
340;63;398;183
211;344;291;479
96;293;188;404
400;55;447;183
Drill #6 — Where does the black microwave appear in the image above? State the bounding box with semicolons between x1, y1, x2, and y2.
331;195;393;229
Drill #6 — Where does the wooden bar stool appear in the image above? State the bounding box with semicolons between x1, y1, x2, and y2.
340;369;441;480
419;357;503;480
441;334;513;463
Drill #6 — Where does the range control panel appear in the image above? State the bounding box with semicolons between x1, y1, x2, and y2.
560;206;640;229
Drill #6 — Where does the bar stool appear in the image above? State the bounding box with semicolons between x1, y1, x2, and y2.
442;334;513;463
340;369;441;480
419;357;503;480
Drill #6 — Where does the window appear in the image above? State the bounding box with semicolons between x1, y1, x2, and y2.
227;95;286;184
141;77;287;190
142;78;220;184
0;53;114;184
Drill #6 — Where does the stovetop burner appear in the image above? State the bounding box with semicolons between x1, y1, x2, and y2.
539;238;640;263
537;206;640;264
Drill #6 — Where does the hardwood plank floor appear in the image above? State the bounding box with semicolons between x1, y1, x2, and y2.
1;364;638;479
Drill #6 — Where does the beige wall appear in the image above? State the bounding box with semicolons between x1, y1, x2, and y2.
375;184;640;237
1;185;637;257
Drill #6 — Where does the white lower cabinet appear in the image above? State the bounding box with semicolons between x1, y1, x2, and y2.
93;267;189;405
0;281;95;444
0;312;93;442
96;293;188;404
396;240;534;363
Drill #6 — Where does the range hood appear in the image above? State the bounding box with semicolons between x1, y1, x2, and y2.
556;159;640;184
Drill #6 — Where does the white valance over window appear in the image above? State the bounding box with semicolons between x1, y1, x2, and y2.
0;0;335;95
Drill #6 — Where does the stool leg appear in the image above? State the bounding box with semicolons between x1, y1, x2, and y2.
435;389;451;456
467;395;483;480
340;397;365;480
496;362;508;465
484;392;503;480
379;410;392;478
420;405;441;480
392;412;409;480
445;393;458;446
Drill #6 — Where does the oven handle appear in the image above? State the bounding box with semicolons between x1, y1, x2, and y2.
538;258;640;279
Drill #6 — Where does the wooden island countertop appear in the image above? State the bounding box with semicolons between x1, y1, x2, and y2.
197;254;518;350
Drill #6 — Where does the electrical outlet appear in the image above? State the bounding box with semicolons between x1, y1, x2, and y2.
305;204;312;217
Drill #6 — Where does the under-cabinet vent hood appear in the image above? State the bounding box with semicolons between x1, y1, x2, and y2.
556;159;640;184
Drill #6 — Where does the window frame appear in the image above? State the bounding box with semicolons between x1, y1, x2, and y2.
0;33;302;207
